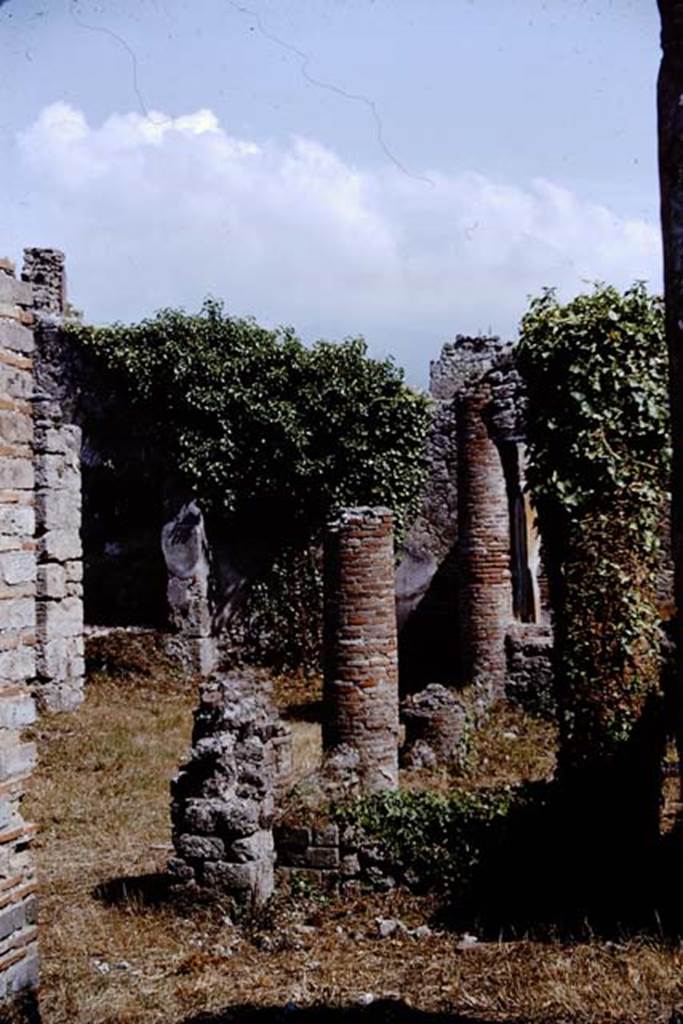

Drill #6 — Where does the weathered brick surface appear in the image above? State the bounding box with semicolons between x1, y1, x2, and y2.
22;248;84;713
0;257;40;1015
323;507;399;792
456;381;513;703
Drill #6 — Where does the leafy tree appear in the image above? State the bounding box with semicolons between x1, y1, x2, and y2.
68;299;429;539
67;300;430;670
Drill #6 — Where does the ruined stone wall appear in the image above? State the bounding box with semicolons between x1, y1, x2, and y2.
170;672;291;910
22;250;84;712
0;258;40;1015
397;336;508;690
161;497;216;676
323;507;399;791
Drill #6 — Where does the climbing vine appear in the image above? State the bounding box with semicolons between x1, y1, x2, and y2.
517;282;670;769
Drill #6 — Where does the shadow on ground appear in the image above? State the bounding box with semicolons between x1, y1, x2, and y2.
93;872;173;908
281;699;324;724
183;1002;515;1024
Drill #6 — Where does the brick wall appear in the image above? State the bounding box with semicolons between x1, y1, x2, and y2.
0;258;40;1016
322;507;399;791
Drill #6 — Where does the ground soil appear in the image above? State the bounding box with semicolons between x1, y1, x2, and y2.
21;641;683;1024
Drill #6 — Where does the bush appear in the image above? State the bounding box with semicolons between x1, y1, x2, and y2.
67;300;430;541
334;786;530;895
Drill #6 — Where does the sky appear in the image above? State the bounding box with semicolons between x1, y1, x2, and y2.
0;0;663;385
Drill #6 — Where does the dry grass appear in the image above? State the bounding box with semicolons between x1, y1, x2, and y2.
20;650;683;1023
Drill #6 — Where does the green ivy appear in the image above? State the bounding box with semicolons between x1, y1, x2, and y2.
67;301;430;670
517;282;670;769
67;300;429;538
334;786;529;894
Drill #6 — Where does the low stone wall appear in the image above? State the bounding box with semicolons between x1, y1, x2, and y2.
322;507;399;792
505;622;554;717
400;684;469;769
0;259;39;1016
275;821;394;893
169;672;291;911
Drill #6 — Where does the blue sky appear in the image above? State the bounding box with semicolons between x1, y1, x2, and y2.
0;0;662;384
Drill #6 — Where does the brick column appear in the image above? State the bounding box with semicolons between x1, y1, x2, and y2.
323;507;399;791
0;258;40;1016
456;384;513;703
21;249;84;712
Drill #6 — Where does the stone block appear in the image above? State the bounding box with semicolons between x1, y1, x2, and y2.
0;507;34;539
201;859;259;892
0;741;35;782
5;948;39;994
35;490;81;532
306;846;339;869
217;797;260;839
182;798;223;835
0;413;32;449
0;363;32;402
37;597;82;642
0;600;35;631
37;563;66;599
64;559;83;583
0;460;33;492
0;276;31;308
176;834;225;861
38;529;82;563
34;454;78;490
231;830;274;863
35;636;83;681
0;553;35;589
0;694;36;730
0;646;34;683
34;678;83;713
0;319;34;354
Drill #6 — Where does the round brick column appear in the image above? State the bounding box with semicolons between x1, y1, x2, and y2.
323;507;399;791
457;385;513;703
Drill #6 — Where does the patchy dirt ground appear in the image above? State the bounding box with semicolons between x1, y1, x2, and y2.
21;644;683;1023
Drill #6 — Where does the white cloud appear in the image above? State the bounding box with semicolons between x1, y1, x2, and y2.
8;102;662;384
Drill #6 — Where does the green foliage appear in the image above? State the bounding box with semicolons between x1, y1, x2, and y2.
517;282;670;767
225;545;323;674
334;786;524;894
67;300;430;540
68;300;430;672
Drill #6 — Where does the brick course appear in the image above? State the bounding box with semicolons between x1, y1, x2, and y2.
0;259;39;1017
323;507;399;791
